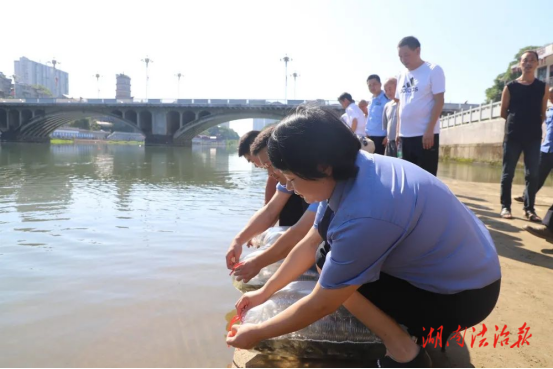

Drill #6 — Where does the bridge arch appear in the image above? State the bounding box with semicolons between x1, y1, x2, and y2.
111;110;123;118
182;111;195;126
173;110;289;142
166;111;180;135
139;111;152;134
124;110;138;125
9;110;20;129
0;109;7;131
15;110;143;140
198;111;211;119
22;109;33;125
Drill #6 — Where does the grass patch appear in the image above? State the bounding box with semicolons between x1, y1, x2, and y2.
50;139;74;144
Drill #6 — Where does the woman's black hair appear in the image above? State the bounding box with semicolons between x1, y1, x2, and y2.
267;105;361;181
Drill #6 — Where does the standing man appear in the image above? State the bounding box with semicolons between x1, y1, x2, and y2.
338;93;366;136
365;75;389;155
499;51;548;221
395;36;445;176
514;87;553;204
382;77;398;157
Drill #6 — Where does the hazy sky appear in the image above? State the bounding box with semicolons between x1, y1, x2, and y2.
2;0;552;134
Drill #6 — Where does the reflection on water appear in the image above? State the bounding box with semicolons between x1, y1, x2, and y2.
0;143;264;367
1;143;551;367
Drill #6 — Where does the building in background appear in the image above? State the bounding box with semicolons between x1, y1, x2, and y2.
14;57;69;97
116;74;132;100
0;73;11;98
253;118;278;131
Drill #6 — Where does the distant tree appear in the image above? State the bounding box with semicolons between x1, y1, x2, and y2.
484;45;541;103
31;84;53;98
203;125;240;140
68;118;101;130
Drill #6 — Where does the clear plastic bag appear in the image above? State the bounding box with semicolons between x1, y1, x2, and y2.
232;250;319;292
242;281;383;359
249;226;290;249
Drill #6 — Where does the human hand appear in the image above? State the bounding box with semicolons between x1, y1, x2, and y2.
226;240;243;269
395;133;401;144
382;137;388;146
422;131;434;150
235;288;270;317
233;258;262;283
226;323;262;349
246;239;254;248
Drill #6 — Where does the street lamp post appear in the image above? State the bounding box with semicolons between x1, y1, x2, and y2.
47;59;61;97
141;56;153;101
291;72;300;99
175;73;183;100
280;54;292;103
94;74;101;98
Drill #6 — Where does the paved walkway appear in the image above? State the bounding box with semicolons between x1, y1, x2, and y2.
233;179;553;368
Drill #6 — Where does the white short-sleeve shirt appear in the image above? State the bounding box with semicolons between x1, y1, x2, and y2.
345;103;367;136
395;62;445;137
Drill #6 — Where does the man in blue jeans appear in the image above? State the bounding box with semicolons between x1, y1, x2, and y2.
514;87;553;205
499;51;549;221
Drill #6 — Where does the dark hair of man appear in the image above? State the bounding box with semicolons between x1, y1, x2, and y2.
338;92;354;103
238;130;260;157
267;105;360;181
366;74;381;83
521;50;539;61
250;125;275;156
397;36;421;50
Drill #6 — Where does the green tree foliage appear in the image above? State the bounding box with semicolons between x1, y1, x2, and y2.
485;45;541;103
203;125;240;140
68;118;101;131
31;84;53;97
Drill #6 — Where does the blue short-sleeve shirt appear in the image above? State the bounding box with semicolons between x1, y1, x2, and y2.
277;183;319;212
541;106;553;153
315;152;501;294
365;91;389;137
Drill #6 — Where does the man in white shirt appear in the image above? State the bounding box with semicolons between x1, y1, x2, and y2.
395;36;445;176
338;92;366;136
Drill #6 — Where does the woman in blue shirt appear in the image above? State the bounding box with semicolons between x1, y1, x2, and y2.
227;106;501;367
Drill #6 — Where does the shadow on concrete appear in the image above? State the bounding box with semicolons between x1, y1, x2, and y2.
462;202;493;211
456;194;486;203
462;204;553;270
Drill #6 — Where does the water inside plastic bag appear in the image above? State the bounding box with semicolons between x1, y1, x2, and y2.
242;281;384;360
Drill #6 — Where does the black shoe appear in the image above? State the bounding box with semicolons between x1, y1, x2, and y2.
514;196;524;203
377;347;432;368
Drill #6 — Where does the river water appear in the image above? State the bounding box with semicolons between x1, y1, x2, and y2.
0;143;549;367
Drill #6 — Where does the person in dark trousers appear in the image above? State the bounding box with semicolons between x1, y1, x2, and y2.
227;106;501;368
525;204;553;241
514;87;553;204
365;74;389;155
499;51;549;221
395;36;445;176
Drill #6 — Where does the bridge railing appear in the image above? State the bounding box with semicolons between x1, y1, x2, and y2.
441;101;502;128
0;98;342;107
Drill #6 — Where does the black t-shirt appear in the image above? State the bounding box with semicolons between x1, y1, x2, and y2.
278;193;309;226
505;79;545;142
